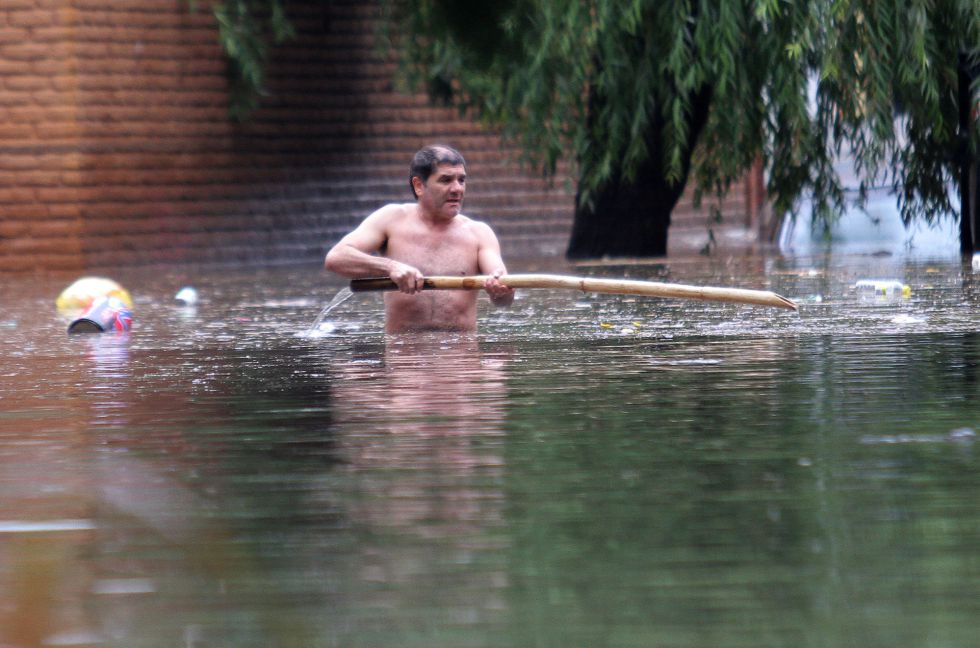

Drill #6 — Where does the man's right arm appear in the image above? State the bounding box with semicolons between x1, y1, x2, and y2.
324;205;425;294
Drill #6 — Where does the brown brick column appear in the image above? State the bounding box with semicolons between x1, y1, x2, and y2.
1;0;86;271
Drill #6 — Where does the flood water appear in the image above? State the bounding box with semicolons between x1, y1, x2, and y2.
2;252;979;647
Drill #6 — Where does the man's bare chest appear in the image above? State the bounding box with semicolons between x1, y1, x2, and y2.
386;223;480;275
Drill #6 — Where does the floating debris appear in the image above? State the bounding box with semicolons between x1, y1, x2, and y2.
175;286;199;306
855;279;911;303
56;276;133;315
67;296;133;334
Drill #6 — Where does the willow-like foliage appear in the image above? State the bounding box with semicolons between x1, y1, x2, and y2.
383;0;979;225
193;0;295;120
200;1;978;228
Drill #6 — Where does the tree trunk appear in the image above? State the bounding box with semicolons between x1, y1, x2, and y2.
957;52;975;254
566;148;683;259
567;86;713;259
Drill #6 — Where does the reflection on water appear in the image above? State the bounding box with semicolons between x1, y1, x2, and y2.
1;254;979;646
325;337;512;640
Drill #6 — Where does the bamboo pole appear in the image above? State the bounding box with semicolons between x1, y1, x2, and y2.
350;274;798;311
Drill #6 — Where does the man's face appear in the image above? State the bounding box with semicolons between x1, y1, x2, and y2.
416;163;466;219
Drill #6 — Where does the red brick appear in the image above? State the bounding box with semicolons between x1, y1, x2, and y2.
0;0;38;11
30;219;83;239
47;203;83;219
5;75;55;94
0;123;36;138
0;220;31;239
0;187;36;203
7;236;82;255
0;27;29;42
0;41;68;61
0;156;43;172
0;90;33;106
31;59;76;76
7;9;56;28
4;204;49;219
0;171;60;187
71;0;191;12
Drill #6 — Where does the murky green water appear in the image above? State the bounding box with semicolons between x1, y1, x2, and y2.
2;253;979;647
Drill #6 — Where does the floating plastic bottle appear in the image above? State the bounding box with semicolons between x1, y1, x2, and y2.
854;279;911;303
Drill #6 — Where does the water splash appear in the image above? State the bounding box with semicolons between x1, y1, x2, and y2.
304;288;354;336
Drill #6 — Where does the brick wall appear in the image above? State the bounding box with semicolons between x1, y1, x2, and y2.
0;0;761;273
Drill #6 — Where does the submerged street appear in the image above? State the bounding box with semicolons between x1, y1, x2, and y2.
2;251;979;646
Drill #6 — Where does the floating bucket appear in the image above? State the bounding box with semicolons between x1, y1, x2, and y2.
56;276;133;315
67;296;133;334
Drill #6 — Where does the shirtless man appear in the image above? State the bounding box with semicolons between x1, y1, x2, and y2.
324;145;515;333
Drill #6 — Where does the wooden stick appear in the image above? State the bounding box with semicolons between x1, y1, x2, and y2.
350;274;798;311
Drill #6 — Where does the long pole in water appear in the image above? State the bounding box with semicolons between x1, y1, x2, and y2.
350;274;798;311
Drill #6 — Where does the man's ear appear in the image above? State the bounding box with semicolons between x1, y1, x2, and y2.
411;175;425;198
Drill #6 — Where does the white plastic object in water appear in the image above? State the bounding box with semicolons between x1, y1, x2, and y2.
174;286;199;306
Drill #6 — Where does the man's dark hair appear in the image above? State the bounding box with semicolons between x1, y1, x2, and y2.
409;145;466;198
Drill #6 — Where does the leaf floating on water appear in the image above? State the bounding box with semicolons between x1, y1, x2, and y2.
599;322;614;329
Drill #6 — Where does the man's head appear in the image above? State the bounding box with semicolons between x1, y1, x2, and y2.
409;145;466;199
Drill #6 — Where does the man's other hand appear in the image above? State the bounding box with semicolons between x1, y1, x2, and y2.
485;271;515;306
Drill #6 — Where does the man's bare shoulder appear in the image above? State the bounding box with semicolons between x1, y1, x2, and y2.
457;215;498;239
453;213;486;230
368;202;417;223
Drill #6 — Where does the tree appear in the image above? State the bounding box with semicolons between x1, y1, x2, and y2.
206;0;980;257
189;1;295;121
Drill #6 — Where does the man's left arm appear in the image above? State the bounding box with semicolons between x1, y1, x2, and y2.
476;222;515;307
